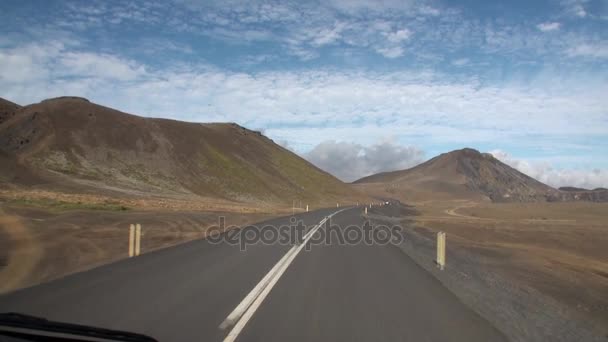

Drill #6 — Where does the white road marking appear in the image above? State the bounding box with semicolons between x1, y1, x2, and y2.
220;208;348;342
219;246;298;329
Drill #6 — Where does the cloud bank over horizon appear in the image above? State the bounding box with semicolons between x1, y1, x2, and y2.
304;140;425;182
489;150;608;190
300;141;608;189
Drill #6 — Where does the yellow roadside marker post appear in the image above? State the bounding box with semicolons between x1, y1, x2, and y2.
129;224;135;257
135;224;142;256
437;232;446;270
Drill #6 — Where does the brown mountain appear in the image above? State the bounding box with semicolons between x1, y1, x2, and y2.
0;96;362;206
354;148;605;202
0;97;21;125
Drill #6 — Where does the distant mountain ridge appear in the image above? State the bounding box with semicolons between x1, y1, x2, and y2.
556;187;608;202
559;186;589;192
0;96;362;205
355;148;607;203
2;96;603;204
560;186;607;192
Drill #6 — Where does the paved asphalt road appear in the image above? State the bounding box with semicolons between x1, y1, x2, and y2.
0;205;507;341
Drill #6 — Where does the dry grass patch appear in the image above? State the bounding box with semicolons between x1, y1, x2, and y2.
0;203;276;294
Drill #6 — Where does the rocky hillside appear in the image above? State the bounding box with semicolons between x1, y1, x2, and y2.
0;98;21;125
0;96;363;206
355;148;605;202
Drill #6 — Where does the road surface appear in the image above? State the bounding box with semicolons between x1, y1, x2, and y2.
0;205;507;341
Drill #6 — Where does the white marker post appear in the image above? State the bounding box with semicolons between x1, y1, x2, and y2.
135;224;142;256
129;224;135;257
437;231;446;270
364;207;367;214
306;205;309;212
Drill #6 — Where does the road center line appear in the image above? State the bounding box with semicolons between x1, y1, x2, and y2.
220;208;348;342
218;246;298;330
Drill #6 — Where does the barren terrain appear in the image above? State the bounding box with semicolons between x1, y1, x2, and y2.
0;95;366;294
353;147;608;335
0;199;279;294
408;200;608;331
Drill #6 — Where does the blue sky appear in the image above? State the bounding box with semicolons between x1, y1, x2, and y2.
1;0;607;186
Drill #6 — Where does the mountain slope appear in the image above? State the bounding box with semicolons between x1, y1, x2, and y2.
0;96;362;205
354;148;599;202
0;98;21;125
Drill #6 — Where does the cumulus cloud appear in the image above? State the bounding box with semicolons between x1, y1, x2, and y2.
537;22;561;32
490;150;608;189
304;140;425;182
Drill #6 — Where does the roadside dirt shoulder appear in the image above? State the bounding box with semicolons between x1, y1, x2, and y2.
367;204;607;342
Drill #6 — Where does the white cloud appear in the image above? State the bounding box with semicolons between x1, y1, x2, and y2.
59;52;146;81
566;43;608;58
490;150;608;189
324;0;418;14
304;140;425;181
310;23;347;47
418;6;440;16
375;46;405;58
451;58;469;66
0;42;64;83
561;0;588;17
1;41;607;157
369;28;412;58
286;44;319;61
537;22;561;32
0;41;147;86
17;0;605;63
385;29;412;43
574;3;587;17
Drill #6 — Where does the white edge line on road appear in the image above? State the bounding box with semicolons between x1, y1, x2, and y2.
220;208;348;341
